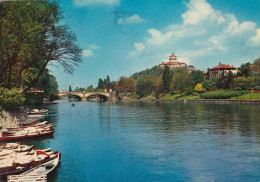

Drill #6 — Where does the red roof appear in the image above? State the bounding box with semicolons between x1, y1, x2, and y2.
210;64;236;70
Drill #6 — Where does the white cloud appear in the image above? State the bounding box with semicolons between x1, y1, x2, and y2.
82;49;93;57
134;42;145;51
251;29;260;46
82;44;100;58
118;14;146;24
128;0;260;68
73;0;119;6
147;29;173;46
182;0;214;25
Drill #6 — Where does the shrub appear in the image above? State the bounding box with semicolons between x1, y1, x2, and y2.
201;90;248;99
194;83;204;93
0;88;25;111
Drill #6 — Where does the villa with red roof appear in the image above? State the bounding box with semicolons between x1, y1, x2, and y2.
159;53;195;72
209;63;238;79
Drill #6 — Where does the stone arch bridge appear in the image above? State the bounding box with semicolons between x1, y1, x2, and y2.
58;91;116;101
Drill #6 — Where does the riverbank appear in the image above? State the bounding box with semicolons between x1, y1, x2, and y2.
122;93;260;105
0;110;26;130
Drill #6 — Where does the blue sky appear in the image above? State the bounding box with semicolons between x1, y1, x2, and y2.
51;0;260;90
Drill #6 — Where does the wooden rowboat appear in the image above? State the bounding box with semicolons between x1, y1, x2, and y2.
0;130;54;141
21;153;60;177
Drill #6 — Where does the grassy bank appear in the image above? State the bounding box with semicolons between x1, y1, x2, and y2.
230;93;260;100
126;92;260;101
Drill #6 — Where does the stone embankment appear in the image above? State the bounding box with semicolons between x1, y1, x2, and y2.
0;109;26;130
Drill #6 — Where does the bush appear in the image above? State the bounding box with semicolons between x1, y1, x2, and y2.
201;90;248;99
0;88;25;111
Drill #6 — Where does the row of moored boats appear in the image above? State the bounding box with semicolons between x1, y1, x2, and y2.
0;142;60;179
0;108;61;180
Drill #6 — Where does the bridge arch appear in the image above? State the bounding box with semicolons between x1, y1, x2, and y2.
59;92;83;101
85;93;109;101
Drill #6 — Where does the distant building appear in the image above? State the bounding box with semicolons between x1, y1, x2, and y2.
209;63;238;79
159;53;195;72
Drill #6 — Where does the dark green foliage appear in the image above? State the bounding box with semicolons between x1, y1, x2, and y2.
0;88;25;111
69;85;72;92
233;77;256;90
191;70;204;87
0;0;82;92
104;75;110;89
201;90;248;99
97;79;104;89
132;66;162;80
202;78;217;91
74;87;85;92
48;92;60;102
238;62;252;77
136;76;156;97
217;71;233;90
86;85;95;92
162;65;171;92
171;68;193;95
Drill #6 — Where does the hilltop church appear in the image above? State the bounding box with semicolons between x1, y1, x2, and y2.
159;53;195;72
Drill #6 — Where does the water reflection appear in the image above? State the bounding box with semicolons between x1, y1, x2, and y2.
17;101;260;181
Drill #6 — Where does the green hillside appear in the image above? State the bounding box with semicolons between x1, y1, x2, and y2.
132;66;163;79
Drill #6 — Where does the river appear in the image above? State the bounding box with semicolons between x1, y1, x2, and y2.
23;101;260;182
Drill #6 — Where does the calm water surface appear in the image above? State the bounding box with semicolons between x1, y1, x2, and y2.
23;101;260;182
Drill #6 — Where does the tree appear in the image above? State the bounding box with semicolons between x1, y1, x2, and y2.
194;83;203;93
233;77;255;90
104;75;111;89
69;85;72;92
97;78;104;90
217;71;233;89
226;71;234;89
136;75;156;97
252;57;260;76
202;78;217;91
191;70;205;87
86;85;95;92
238;62;252;77
117;77;135;93
0;1;82;92
170;68;193;95
156;74;164;96
162;65;171;92
0;88;25;111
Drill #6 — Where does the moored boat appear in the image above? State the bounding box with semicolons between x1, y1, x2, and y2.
0;130;54;141
21;153;60;177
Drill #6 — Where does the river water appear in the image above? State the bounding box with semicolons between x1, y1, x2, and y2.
23;101;260;182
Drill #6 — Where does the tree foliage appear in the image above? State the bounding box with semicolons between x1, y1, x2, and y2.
117;77;135;93
194;83;203;93
136;75;157;97
0;88;25;111
104;75;111;89
0;0;82;93
97;78;104;90
191;70;204;87
132;66;162;80
86;85;95;92
252;57;260;75
156;74;164;95
238;62;252;77
162;65;171;93
170;68;193;95
217;71;234;90
202;78;217;91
